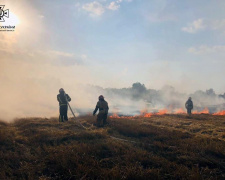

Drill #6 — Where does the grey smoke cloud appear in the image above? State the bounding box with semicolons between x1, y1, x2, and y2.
86;83;225;116
1;56;225;122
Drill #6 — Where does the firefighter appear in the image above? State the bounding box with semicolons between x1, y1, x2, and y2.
57;88;71;122
185;97;193;115
93;95;109;127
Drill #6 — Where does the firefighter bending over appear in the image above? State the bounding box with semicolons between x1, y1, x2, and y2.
57;88;71;122
93;95;109;127
185;97;193;115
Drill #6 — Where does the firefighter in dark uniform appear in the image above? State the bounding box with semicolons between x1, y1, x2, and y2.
57;88;71;122
185;97;193;115
93;95;109;127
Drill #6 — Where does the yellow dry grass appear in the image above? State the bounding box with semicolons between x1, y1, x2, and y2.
0;114;225;179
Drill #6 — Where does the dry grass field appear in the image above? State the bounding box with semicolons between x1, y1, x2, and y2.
1;114;225;179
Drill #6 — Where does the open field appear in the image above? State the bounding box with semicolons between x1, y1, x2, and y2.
1;114;225;179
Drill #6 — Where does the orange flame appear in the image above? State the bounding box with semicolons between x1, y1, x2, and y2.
193;107;209;114
174;108;186;114
140;109;168;117
156;109;168;115
143;113;153;117
110;113;120;118
109;107;225;119
213;110;225;115
140;109;153;117
200;107;209;114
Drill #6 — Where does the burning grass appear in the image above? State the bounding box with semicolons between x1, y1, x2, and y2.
110;107;225;119
1;114;225;179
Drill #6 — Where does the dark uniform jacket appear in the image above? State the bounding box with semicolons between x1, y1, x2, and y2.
57;93;71;106
93;100;109;114
185;99;193;109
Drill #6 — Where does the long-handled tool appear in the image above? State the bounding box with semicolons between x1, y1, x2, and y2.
64;91;88;129
68;102;76;119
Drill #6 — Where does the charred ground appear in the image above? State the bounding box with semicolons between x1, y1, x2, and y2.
1;115;225;179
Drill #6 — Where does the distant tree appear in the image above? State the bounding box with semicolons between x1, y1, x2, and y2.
132;82;147;93
206;88;216;97
131;82;147;100
219;93;225;99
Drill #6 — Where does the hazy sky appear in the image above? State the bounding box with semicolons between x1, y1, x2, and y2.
1;0;225;93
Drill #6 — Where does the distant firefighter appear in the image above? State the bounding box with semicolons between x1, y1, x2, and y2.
185;97;193;115
57;88;71;122
93;95;109;127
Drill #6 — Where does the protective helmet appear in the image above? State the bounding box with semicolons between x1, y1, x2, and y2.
99;95;104;100
188;97;192;100
59;88;64;93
